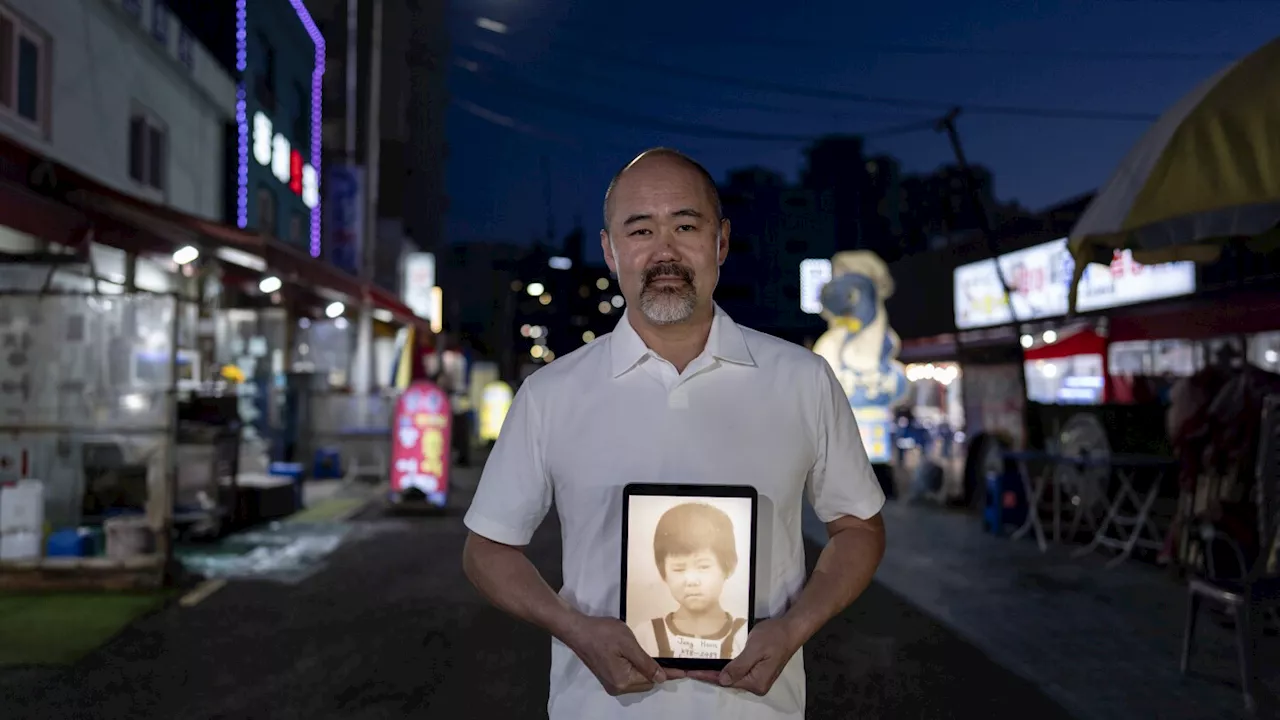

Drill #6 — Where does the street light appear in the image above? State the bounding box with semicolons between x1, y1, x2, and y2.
527;282;545;297
172;245;200;265
258;276;282;294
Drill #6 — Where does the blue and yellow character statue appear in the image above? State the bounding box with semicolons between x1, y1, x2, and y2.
811;251;908;465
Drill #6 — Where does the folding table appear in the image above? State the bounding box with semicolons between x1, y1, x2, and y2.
1073;453;1179;568
1006;450;1109;552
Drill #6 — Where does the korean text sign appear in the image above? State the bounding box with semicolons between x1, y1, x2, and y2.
391;381;452;506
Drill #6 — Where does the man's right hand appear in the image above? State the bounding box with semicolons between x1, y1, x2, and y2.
563;616;684;696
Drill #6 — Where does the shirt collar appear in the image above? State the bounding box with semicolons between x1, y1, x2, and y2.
609;304;756;378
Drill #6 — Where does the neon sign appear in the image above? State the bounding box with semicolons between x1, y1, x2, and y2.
235;0;325;257
390;381;452;508
251;111;317;208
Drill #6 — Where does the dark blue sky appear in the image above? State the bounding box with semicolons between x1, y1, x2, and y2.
443;0;1277;263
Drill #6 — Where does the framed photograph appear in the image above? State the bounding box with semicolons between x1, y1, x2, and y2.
620;483;758;671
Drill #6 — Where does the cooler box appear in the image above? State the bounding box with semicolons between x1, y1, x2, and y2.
0;479;45;561
983;471;1029;536
312;448;343;480
269;462;305;512
47;528;95;558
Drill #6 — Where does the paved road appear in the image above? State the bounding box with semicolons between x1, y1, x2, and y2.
3;475;1073;719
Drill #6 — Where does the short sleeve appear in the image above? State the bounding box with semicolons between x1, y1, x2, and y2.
463;380;553;546
805;360;886;523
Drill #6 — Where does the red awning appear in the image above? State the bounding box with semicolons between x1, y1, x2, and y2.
68;189;428;328
0;181;89;247
1108;289;1280;343
0;132;425;328
1024;328;1108;361
369;284;424;328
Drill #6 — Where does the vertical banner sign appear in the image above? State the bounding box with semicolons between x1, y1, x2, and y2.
328;165;364;276
479;381;513;442
401;252;436;321
390;381;452;507
811;251;908;465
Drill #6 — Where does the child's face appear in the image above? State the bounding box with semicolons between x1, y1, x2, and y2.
662;549;728;612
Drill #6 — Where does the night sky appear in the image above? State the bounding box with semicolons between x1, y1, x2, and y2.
443;0;1277;263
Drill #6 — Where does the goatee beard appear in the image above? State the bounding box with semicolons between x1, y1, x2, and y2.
639;262;696;325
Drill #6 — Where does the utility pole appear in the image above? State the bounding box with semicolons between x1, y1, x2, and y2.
936;107;1020;323
351;0;383;417
936;107;1031;462
345;0;358;168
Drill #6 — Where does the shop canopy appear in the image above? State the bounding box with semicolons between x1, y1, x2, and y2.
1024;327;1108;363
67;187;424;329
1068;36;1280;313
0;130;424;328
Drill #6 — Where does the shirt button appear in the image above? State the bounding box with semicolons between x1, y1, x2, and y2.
668;388;689;409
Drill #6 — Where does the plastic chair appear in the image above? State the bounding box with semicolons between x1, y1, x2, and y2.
1181;394;1280;713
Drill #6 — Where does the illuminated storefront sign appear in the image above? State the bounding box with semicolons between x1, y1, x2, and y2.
390;381;452;507
811;251;908;464
235;0;325;257
799;258;832;315
402;252;436;321
479;381;513;442
252;112;319;208
952;237;1197;330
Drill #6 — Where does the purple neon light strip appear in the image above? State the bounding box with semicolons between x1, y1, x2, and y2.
234;0;248;228
233;0;326;256
287;0;326;258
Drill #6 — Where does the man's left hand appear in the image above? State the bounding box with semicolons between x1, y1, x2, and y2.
687;619;800;696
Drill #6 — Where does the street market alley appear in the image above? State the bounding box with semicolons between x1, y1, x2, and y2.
2;462;1070;720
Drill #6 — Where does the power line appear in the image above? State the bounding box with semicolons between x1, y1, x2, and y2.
447;8;1242;62
457;69;941;143
456;44;938;122
531;41;1161;122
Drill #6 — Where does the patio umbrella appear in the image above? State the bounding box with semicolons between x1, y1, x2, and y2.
1068;36;1280;313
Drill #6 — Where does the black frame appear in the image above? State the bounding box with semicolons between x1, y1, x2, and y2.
620;483;759;671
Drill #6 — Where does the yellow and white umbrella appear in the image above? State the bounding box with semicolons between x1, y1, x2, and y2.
1068;36;1280;312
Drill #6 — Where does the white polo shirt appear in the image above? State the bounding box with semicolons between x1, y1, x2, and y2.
464;306;885;720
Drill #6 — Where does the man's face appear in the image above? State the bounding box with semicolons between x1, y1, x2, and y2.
662;549;728;613
600;156;729;326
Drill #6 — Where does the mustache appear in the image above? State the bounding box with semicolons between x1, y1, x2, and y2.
642;262;694;287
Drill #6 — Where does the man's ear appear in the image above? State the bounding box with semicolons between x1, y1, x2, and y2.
600;229;617;273
717;218;731;266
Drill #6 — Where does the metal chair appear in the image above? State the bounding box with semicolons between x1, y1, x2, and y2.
1180;393;1280;713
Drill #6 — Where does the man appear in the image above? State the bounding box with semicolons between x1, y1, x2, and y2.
462;148;886;718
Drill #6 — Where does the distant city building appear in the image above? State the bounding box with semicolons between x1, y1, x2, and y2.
718;167;835;344
442;228;616;382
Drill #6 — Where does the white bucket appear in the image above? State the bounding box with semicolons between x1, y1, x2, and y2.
105;515;155;560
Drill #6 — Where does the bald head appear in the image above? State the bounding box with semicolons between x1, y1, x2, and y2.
602;148;722;233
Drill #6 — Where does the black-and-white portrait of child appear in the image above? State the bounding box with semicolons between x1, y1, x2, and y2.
625;496;753;661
